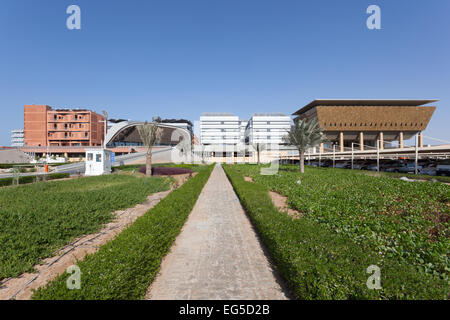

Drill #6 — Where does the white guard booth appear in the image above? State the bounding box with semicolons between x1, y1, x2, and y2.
85;148;112;176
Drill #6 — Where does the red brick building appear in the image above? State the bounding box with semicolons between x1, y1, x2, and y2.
24;105;105;147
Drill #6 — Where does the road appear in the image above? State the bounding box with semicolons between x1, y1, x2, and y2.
0;147;172;178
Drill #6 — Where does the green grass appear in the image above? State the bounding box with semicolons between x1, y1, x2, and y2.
32;164;214;300
0;174;171;280
223;164;449;299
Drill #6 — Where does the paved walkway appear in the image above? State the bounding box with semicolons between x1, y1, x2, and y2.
145;164;288;300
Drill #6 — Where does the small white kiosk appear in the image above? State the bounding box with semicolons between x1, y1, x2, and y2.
85;148;113;176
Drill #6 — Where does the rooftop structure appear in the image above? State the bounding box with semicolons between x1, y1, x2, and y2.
292;99;437;151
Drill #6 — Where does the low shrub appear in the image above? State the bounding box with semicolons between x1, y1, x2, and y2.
0;173;70;188
223;164;448;299
138;166;193;175
32;164;214;300
0;163;34;169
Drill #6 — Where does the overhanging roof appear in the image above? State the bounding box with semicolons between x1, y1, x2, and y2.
292;99;439;115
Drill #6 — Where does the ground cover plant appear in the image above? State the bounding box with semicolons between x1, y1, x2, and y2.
32;164;214;300
0;174;171;279
223;164;449;299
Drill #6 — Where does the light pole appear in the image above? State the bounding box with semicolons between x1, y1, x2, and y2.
333;144;336;168
100;110;108;148
351;142;354;170
415;134;419;175
376;139;380;173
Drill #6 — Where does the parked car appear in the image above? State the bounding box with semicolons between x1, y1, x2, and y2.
366;164;379;171
335;162;350;169
352;162;366;170
419;164;437;176
436;164;450;176
397;162;422;174
383;162;406;173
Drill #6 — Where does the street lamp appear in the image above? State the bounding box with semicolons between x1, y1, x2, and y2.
100;110;108;148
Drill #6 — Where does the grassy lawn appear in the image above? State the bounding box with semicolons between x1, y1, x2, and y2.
32;164;214;300
224;164;449;299
0;174;171;280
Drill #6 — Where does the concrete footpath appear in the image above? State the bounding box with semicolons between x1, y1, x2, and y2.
145;164;288;300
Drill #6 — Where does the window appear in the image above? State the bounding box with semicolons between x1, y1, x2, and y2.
75;115;78;120
85;132;88;138
87;153;93;161
54;124;57;129
96;154;102;162
65;124;68;129
64;132;68;138
54;115;57;120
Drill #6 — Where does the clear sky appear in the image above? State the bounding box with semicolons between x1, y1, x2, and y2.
1;0;449;146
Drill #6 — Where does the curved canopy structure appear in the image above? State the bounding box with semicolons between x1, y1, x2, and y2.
105;121;191;148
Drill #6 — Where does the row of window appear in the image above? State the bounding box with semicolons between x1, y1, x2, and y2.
323;122;423;128
52;123;86;129
52;114;88;121
48;132;89;138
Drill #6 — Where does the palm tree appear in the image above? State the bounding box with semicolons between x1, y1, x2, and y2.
283;119;325;173
252;142;266;165
137;121;162;177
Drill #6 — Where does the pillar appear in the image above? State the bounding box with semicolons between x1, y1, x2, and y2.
320;143;324;153
418;131;424;148
398;132;404;148
379;132;384;150
359;132;364;151
339;132;344;153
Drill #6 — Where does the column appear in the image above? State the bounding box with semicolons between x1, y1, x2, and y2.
359;132;364;151
379;132;384;150
418;131;424;148
320;143;324;153
339;132;344;153
398;132;404;148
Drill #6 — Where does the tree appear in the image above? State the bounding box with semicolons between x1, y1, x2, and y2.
283;119;325;173
252;142;266;165
137;121;162;177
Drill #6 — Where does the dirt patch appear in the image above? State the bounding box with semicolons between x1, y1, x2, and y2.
171;172;197;188
0;176;191;300
244;176;254;182
269;191;302;219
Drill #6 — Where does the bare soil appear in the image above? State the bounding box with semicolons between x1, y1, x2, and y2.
244;176;254;182
269;191;302;219
0;174;191;300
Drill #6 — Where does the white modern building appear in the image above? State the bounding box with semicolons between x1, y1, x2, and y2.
239;120;248;144
245;113;292;145
200;113;241;145
11;129;24;147
197;112;293;162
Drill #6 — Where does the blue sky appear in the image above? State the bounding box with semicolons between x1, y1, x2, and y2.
1;0;449;146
